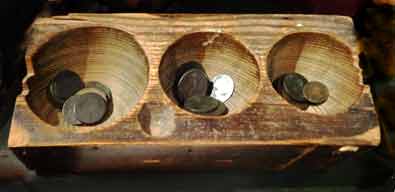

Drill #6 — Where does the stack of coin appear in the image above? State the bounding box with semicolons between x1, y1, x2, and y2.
282;73;308;103
62;81;112;125
47;71;112;125
276;72;329;106
175;62;232;116
184;95;228;116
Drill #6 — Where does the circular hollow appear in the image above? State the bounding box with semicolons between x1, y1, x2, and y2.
159;32;260;116
267;32;363;115
27;26;149;127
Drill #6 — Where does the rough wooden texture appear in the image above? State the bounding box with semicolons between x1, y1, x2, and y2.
7;14;380;170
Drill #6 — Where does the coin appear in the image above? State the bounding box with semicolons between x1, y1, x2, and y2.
48;70;84;107
210;74;234;102
282;73;308;103
62;95;82;125
85;81;112;100
303;81;329;105
75;92;107;125
209;101;228;116
76;87;107;102
177;68;210;103
184;95;219;114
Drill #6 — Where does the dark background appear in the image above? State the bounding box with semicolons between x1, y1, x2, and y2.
0;0;394;191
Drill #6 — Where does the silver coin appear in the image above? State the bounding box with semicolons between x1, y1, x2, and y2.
210;74;234;102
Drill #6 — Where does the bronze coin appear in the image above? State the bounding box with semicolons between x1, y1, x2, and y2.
184;95;219;114
209;101;228;116
303;81;329;105
177;68;210;103
48;70;84;107
62;95;82;125
282;73;308;102
75;92;107;125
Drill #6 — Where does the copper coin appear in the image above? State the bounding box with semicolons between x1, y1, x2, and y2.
48;70;84;107
303;81;329;105
62;95;82;125
177;68;210;103
209;101;228;116
282;73;308;102
184;95;219;114
75;92;107;125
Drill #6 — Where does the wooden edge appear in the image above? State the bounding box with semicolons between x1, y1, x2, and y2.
66;13;354;22
8;124;380;148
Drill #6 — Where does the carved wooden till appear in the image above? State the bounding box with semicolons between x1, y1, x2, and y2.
9;14;380;171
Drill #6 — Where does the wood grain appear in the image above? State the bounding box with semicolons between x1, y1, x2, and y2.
7;14;380;170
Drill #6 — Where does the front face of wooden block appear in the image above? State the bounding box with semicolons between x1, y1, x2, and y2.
9;14;379;147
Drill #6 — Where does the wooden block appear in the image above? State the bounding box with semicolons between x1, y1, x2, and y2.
8;14;379;171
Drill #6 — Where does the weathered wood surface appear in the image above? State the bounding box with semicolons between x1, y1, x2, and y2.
8;14;379;155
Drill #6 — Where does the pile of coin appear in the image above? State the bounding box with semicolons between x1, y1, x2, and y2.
175;62;234;116
276;72;329;105
48;70;112;125
184;96;228;116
